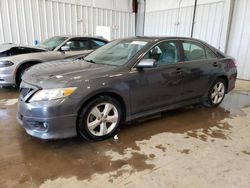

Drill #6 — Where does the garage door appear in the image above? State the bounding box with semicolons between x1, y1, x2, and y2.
227;0;250;80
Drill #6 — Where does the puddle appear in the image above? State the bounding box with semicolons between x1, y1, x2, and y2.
0;87;19;99
242;151;250;155
0;99;18;106
0;90;250;187
178;149;191;154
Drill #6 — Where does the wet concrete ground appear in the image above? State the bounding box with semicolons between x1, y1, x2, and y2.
0;80;250;188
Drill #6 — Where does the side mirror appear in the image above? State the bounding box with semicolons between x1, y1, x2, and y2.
60;45;70;52
137;59;156;69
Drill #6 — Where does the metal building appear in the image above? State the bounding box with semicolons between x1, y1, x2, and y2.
0;0;135;44
144;0;250;80
0;0;249;80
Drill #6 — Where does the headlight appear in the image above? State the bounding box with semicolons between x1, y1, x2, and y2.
29;87;77;102
0;61;14;68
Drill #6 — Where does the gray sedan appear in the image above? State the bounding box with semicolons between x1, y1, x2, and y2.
17;37;237;141
0;35;108;86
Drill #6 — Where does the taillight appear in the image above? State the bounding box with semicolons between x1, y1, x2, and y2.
224;59;237;72
228;59;237;68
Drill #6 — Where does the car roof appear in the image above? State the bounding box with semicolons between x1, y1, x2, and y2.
0;43;46;53
52;35;109;41
122;36;205;42
117;36;218;50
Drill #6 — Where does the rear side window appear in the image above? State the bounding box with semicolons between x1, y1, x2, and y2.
205;47;217;59
182;41;206;61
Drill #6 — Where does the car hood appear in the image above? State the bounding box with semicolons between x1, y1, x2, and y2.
0;43;46;53
22;59;118;88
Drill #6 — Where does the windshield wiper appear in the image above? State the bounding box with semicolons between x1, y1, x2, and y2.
84;59;96;64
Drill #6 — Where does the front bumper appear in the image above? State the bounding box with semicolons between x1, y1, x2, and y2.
17;82;80;139
17;109;77;139
0;73;15;86
228;72;237;93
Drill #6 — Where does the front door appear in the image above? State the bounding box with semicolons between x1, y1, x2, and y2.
129;40;184;114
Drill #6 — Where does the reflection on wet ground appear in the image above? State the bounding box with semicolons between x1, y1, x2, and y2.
0;87;250;187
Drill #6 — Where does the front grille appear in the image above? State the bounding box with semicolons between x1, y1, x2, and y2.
19;81;40;102
17;113;23;121
20;88;33;99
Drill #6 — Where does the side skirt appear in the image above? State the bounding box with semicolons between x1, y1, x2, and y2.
125;98;201;122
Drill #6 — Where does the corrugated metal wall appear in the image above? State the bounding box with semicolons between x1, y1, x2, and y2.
144;0;230;51
0;0;135;45
227;0;250;80
144;0;250;80
192;1;225;49
144;5;193;37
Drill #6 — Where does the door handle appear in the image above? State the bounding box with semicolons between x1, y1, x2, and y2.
176;68;182;74
213;62;218;67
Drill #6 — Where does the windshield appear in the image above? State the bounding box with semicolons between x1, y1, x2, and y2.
84;39;148;66
38;36;68;50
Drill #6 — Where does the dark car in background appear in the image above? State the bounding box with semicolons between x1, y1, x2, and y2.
0;35;108;86
0;43;47;57
17;37;237;141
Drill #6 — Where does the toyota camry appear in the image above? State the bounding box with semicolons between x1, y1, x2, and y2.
17;37;237;141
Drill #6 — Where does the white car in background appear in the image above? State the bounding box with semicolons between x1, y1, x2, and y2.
0;35;108;87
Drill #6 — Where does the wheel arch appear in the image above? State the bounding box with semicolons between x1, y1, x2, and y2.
15;60;42;84
217;75;229;93
202;74;229;103
77;90;128;122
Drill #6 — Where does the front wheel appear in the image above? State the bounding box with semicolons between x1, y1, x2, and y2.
202;79;226;107
77;96;122;141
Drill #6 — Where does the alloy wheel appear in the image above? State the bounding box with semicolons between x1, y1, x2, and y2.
86;102;119;136
210;81;225;104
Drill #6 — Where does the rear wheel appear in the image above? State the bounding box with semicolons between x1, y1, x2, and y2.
77;96;122;141
202;78;226;107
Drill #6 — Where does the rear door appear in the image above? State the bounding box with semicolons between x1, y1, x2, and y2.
179;40;219;100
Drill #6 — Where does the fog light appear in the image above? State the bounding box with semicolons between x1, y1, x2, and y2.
28;121;48;132
43;122;48;129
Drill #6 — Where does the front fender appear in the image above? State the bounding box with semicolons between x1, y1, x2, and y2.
76;82;130;120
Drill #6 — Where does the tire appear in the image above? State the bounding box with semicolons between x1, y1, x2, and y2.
77;96;122;141
202;78;226;107
16;64;32;87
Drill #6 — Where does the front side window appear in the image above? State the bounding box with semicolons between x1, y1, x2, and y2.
38;36;68;51
182;41;206;61
65;39;89;51
144;41;180;65
90;39;107;49
84;39;148;66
